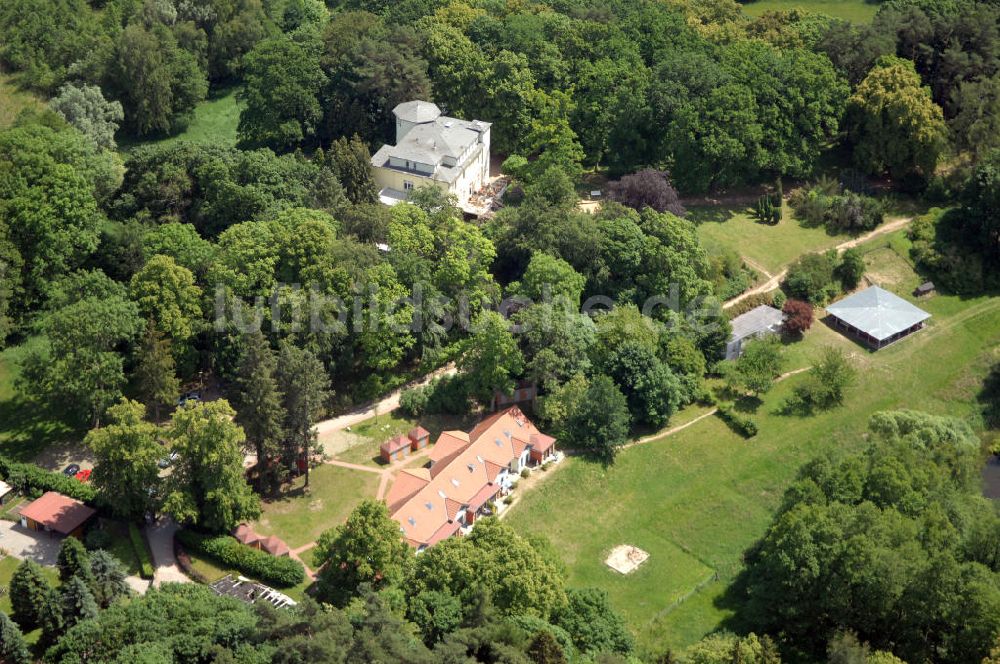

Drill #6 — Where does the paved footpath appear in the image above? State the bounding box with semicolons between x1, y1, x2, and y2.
145;518;191;586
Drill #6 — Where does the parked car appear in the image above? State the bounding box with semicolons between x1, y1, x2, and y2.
176;391;202;407
62;463;80;476
158;451;179;469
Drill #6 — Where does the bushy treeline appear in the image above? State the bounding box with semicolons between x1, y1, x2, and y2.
176;530;306;587
738;410;1000;664
4;0;997;191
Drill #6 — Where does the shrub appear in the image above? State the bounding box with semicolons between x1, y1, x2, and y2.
753;192;781;224
399;385;430;417
716;403;759;438
772;290;786;309
0;456;97;503
726;292;776;318
607;169;686;216
785;252;837;304
837;248;866;290
520;468;530;479
824;191;884;232
176;530;305;587
782;299;814;335
84;526;113;552
784;347;856;414
129;523;154;580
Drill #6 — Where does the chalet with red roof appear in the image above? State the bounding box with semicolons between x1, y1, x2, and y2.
386;406;557;550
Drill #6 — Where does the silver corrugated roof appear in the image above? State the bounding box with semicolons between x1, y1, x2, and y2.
826;286;930;341
730;305;784;341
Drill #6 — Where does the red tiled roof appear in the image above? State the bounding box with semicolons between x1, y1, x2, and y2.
386;468;431;514
426;520;461;546
445;497;463;521
467;483;500;512
408;426;430;441
233;523;261;545
530;432;556;453
484;460;504;483
259;535;290;557
19;492;96;535
511;436;529;456
380;434;410;455
467;408;511;441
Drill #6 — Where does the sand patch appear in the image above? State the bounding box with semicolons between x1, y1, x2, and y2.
605;544;650;574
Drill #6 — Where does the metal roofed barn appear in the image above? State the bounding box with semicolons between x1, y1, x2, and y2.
826;285;930;349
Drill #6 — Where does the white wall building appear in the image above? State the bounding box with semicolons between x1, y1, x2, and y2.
370;100;491;213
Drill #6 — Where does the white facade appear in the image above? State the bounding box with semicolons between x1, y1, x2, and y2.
371;101;492;212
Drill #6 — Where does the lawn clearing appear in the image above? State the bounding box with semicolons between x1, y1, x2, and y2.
507;274;1000;654
0;73;45;129
692;203;844;274
0;342;79;462
252;464;379;549
117;86;243;153
741;0;879;22
330;410;479;468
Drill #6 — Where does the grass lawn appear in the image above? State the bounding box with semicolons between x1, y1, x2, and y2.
88;518;144;577
692;203;846;275
741;0;879;22
506;246;1000;655
0;73;45;129
117;86;243;153
332;410;479;468
252;464;380;549
0;342;79;462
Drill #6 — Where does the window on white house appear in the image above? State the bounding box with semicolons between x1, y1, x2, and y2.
404;180;414;191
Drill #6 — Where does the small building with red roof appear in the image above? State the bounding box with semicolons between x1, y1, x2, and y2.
19;491;96;538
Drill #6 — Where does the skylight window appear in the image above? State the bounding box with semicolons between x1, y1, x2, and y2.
438;490;447;499
407;518;415;526
495;438;503;447
451;478;460;487
425;502;433;510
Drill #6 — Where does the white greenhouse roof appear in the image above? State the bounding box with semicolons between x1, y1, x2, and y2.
826;286;930;341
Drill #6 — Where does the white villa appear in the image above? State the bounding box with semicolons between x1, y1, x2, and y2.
370;100;492;213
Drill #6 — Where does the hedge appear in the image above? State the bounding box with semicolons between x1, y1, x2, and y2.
716;403;759;438
129;523;155;579
0;456;97;503
176;530;305;588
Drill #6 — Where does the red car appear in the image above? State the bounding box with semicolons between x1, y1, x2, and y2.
74;469;91;483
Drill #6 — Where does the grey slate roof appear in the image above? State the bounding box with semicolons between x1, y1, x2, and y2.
826;286;930;341
730;305;784;341
393;100;441;124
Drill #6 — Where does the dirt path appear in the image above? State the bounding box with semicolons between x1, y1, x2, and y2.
314;364;456;445
724;217;914;310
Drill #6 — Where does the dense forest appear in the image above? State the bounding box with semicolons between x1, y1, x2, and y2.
1;0;1000;661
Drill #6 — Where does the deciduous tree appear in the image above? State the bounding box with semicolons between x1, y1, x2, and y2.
163;400;260;532
314;499;412;606
86;398;163;521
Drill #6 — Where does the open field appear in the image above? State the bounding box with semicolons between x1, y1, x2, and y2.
0;73;45;129
252;464;379;549
507;242;1000;654
740;0;879;22
118;86;243;153
692;203;845;275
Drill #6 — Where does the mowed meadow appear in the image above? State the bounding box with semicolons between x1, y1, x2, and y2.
506;244;1000;655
